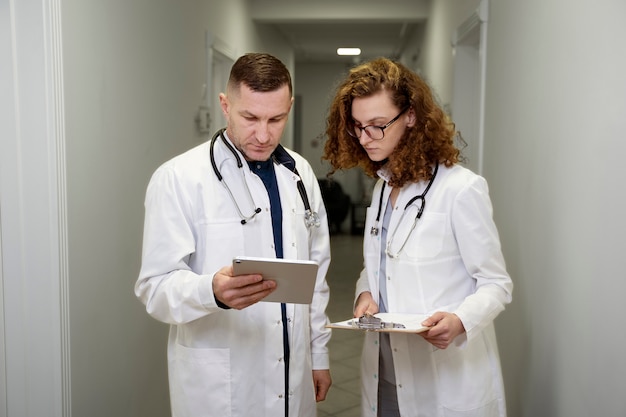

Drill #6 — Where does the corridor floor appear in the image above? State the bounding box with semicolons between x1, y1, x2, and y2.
317;233;365;417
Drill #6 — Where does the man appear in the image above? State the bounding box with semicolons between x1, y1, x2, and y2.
136;53;332;417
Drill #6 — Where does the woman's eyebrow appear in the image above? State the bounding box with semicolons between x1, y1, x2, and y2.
352;115;387;125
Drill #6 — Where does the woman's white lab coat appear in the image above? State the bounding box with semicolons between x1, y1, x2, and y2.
356;164;513;417
135;134;331;417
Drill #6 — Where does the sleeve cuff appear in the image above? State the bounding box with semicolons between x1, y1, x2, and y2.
311;352;330;370
197;273;230;310
214;296;231;310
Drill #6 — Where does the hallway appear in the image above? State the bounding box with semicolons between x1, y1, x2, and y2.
317;233;365;417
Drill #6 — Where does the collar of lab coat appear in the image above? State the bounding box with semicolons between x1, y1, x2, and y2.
219;130;297;174
376;165;392;183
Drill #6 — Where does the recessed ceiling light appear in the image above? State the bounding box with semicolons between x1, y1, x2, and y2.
337;48;361;56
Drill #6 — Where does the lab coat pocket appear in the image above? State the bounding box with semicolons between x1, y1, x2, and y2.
169;343;232;417
400;212;446;260
432;337;497;413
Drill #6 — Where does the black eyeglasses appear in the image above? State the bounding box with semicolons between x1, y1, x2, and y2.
347;107;409;140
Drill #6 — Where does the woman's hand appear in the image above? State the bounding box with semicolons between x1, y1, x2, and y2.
420;312;466;349
353;291;379;317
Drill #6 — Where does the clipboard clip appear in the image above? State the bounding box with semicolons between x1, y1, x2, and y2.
349;315;406;330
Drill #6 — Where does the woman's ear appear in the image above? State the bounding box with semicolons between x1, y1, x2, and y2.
406;106;417;127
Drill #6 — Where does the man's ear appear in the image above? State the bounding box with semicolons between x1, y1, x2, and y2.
219;93;229;117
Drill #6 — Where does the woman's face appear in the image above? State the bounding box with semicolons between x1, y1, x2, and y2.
350;90;413;162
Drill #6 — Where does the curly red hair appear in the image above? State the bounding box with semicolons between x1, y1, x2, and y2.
323;58;461;187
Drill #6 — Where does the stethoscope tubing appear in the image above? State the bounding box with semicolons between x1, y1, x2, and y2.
370;163;439;257
209;128;319;228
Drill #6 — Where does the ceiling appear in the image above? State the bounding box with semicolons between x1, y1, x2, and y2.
249;0;430;64
271;21;424;64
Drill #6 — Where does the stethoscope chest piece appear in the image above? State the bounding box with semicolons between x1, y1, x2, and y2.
305;210;321;228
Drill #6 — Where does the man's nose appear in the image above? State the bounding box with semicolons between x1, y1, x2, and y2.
256;123;271;143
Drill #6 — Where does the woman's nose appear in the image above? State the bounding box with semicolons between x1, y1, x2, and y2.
358;129;371;145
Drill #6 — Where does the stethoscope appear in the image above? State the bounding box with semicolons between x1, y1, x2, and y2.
370;163;438;258
209;128;320;228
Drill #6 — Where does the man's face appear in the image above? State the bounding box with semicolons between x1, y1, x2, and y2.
220;83;293;162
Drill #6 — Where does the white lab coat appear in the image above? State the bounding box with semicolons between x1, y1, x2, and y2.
135;134;331;417
356;164;513;417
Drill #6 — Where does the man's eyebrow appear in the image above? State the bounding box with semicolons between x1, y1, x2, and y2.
240;110;289;120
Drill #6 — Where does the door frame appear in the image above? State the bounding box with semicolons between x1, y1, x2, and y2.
451;0;489;175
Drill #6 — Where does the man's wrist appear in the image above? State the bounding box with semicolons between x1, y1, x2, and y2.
214;295;231;310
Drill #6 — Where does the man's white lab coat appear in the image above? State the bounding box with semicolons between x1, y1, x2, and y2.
136;134;331;417
357;164;513;417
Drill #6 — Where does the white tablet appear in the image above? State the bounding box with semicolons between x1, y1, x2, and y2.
232;256;319;304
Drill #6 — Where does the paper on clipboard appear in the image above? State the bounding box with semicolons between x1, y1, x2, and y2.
327;313;431;333
232;256;318;304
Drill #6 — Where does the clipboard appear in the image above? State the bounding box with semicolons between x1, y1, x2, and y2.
327;313;431;333
232;256;318;304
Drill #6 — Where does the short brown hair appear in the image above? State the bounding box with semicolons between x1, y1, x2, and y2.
228;53;293;96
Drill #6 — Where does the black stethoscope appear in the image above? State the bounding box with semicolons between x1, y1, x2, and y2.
209;128;320;228
370;163;439;258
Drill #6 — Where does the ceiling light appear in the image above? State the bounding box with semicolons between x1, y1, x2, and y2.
337;48;361;56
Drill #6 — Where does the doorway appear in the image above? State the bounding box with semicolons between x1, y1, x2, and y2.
451;0;488;175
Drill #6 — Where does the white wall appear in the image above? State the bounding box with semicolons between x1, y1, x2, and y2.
1;0;294;416
61;1;205;413
484;1;626;416
61;1;294;415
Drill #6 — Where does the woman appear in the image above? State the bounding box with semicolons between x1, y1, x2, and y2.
323;58;513;417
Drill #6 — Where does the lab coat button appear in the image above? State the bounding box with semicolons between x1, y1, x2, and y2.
398;384;403;388
278;394;283;399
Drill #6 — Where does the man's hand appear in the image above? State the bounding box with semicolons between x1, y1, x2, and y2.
312;369;332;402
420;312;466;349
212;265;276;310
353;291;379;318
